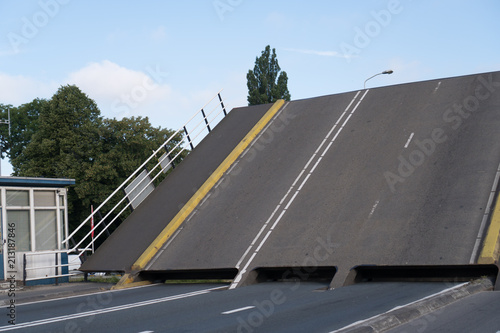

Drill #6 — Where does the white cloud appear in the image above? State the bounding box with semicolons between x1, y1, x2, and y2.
0;60;235;133
0;73;57;105
284;48;351;58
65;60;175;120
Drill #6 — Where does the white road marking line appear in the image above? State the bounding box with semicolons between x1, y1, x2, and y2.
329;283;468;333
470;161;500;263
0;287;224;332
231;90;369;289
368;200;379;219
404;132;414;148
433;81;441;93
221;305;255;315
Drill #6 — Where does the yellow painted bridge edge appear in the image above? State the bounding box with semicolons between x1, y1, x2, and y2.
478;191;500;264
128;99;286;274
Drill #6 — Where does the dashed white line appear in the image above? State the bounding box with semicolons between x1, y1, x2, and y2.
368;200;379;219
404;132;414;148
221;306;255;315
433;81;441;93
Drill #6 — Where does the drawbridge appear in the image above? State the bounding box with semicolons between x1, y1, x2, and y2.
80;71;500;289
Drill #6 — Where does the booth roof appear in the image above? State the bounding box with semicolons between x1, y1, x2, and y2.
0;176;75;188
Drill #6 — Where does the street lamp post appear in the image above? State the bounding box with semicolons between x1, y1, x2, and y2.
0;107;11;176
364;70;393;89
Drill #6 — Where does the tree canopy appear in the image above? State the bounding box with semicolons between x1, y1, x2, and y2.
0;85;186;242
247;45;291;105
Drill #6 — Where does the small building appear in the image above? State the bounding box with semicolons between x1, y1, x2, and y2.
0;176;75;285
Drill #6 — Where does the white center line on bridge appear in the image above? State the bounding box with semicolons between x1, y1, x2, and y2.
368;200;380;219
404;132;414;148
230;89;370;289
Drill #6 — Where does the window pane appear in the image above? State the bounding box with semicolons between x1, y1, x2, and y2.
7;210;31;251
34;191;56;207
6;190;29;206
35;210;57;251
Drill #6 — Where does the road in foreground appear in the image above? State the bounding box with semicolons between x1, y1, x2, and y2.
388;291;500;333
0;281;492;332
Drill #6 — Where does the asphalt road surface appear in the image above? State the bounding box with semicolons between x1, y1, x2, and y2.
0;281;481;332
388;291;500;333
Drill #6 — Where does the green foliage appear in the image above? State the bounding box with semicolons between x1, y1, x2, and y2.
13;85;102;178
247;45;291;105
0;99;46;161
1;85;186;243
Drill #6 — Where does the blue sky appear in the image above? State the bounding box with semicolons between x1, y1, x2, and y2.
0;0;499;175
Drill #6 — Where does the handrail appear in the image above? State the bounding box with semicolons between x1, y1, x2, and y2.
63;90;229;260
22;251;84;284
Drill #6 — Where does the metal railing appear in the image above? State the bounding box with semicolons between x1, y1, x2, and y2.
22;250;84;285
62;90;228;264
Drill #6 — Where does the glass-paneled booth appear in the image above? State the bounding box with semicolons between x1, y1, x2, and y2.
0;177;75;285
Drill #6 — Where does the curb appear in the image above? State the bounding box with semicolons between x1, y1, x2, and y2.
332;278;494;333
478;185;500;264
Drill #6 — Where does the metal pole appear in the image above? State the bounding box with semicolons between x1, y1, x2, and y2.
55;253;59;286
23;254;27;286
184;126;194;150
201;109;211;133
164;145;175;169
364;70;393;89
218;93;227;116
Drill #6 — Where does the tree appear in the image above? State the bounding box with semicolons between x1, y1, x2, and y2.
247;45;291;105
7;85;187;242
0;98;46;162
14;85;102;179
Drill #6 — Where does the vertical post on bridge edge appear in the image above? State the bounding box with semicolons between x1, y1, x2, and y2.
201;108;211;133
184;126;194;150
218;93;227;116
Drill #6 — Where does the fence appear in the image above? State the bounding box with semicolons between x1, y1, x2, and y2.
22;250;82;285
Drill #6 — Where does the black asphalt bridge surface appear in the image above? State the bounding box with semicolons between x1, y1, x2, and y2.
82;72;500;287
